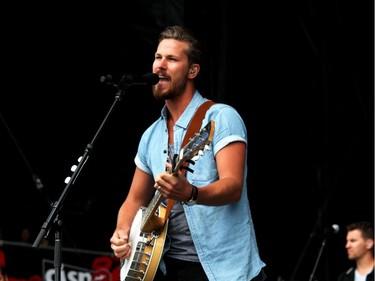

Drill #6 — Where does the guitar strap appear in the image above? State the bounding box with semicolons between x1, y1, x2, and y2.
164;100;216;220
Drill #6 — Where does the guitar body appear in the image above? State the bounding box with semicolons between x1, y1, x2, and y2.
120;205;168;281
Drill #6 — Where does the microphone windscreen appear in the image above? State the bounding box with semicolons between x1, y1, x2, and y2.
143;73;159;85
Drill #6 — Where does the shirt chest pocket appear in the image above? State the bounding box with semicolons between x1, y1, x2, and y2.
185;148;218;185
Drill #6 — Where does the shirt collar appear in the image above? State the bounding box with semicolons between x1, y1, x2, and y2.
160;91;205;129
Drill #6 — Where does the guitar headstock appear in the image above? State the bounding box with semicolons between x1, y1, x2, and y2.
172;120;215;175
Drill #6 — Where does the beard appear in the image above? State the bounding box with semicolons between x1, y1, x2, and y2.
153;75;188;101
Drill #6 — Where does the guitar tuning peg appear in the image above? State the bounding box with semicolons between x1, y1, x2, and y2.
192;155;200;161
71;165;77;172
64;177;71;184
78;156;83;162
179;149;185;160
204;144;211;151
198;150;204;156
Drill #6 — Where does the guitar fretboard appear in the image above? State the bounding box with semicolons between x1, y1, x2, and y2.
140;190;164;232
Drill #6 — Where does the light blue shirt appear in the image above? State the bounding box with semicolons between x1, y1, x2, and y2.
135;91;266;280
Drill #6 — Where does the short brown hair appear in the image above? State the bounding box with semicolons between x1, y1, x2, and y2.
158;25;203;66
347;221;374;240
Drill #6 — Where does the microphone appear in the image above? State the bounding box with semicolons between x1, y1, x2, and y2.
119;73;159;86
324;224;340;237
100;73;160;87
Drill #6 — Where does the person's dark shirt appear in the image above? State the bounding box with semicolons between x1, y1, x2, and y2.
337;267;374;281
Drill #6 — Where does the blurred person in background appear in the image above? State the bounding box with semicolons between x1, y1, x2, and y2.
337;221;374;281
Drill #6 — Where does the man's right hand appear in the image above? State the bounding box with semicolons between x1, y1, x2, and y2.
110;230;132;259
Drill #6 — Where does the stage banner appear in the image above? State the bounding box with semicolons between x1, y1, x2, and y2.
1;242;120;281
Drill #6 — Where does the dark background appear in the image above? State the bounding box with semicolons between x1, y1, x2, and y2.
0;1;373;281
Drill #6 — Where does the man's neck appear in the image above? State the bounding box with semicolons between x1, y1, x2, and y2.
166;87;195;124
356;254;374;276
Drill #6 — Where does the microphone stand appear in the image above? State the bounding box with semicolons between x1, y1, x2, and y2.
289;231;316;281
308;237;327;281
32;81;133;281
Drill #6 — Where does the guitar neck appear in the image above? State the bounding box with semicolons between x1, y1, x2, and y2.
140;190;165;233
141;160;179;233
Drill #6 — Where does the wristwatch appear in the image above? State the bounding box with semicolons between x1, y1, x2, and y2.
182;185;198;206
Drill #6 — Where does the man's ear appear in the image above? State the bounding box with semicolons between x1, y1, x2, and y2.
189;64;200;78
366;239;374;249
